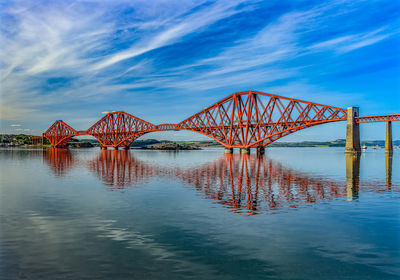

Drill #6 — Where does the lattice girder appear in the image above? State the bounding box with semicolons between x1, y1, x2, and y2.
87;111;155;147
178;91;347;148
44;90;398;148
43;121;77;147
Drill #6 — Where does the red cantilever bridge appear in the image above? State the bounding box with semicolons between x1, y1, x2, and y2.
43;91;399;152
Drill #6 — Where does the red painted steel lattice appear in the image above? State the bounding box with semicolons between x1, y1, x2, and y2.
87;111;155;147
177;91;347;147
356;114;400;123
43;121;77;147
42;91;398;148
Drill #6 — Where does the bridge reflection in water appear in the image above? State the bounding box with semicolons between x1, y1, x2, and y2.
45;148;75;177
44;149;396;214
345;153;360;201
386;153;393;190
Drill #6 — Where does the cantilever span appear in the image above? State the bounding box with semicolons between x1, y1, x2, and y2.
42;90;398;150
44;120;78;147
86;111;156;147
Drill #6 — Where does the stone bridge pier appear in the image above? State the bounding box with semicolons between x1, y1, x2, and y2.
345;107;361;154
385;121;393;154
345;107;394;154
224;147;265;155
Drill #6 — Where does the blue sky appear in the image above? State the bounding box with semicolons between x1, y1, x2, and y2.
0;0;399;141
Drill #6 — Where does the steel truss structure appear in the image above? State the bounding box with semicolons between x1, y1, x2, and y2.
355;114;400;123
43;120;77;147
42;91;397;148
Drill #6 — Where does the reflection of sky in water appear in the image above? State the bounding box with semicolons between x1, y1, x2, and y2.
0;148;399;279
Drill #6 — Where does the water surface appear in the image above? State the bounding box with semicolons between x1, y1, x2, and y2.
0;147;399;279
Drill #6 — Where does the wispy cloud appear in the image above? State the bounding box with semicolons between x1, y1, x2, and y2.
0;0;398;138
0;0;251;126
127;0;394;98
309;26;398;53
92;0;249;70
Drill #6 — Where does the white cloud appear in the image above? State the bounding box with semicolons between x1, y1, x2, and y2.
0;0;397;135
309;27;397;53
0;0;250;126
91;0;249;70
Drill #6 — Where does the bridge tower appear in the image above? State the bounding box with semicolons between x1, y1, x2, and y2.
345;107;361;154
385;121;393;154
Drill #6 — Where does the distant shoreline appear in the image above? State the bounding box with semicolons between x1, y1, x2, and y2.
1;134;399;148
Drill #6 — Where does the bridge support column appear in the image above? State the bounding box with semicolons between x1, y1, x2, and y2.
224;148;233;154
123;146;130;150
345;107;361;154
256;147;265;155
114;146;119;150
385;121;393;154
240;148;250;154
100;146;107;150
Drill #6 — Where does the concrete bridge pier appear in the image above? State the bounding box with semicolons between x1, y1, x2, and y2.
114;146;119;150
224;148;233;154
385;121;393;154
256;147;265;155
240;148;250;154
100;146;107;150
123;146;130;150
345;153;360;201
345;107;361;154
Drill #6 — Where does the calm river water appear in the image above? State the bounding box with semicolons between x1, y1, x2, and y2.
0;147;399;279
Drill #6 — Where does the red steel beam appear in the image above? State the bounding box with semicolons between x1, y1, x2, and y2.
355;114;400;123
42;91;399;148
